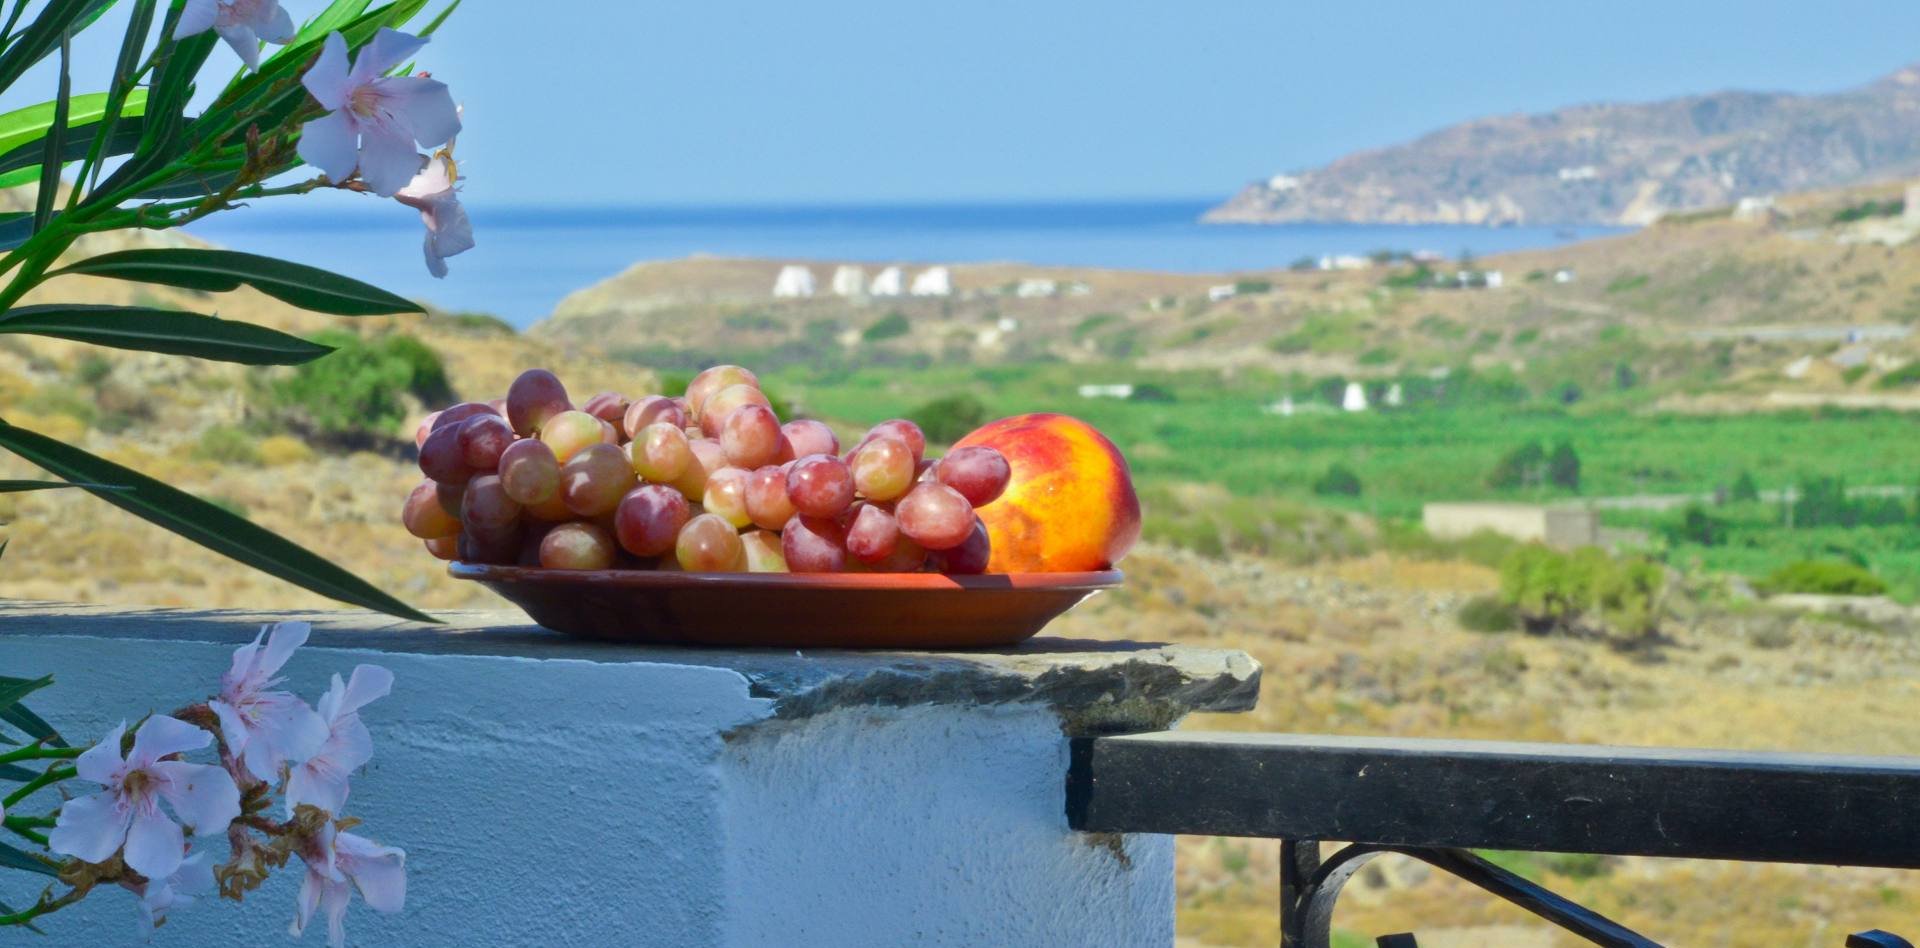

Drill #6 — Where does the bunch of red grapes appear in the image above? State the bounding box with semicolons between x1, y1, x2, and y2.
401;365;1012;574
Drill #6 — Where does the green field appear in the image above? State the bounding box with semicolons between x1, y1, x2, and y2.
765;362;1920;595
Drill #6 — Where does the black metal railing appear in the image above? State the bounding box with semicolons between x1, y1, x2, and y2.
1065;731;1920;947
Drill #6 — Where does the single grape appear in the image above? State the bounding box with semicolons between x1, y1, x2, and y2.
702;466;754;529
434;478;466;518
559;442;637;517
458;414;515;471
675;512;746;571
522;491;574;522
623;395;687;439
539;410;604;463
402;479;461;539
865;419;927;463
418;423;472;484
781;515;848;573
672;438;725;501
870;534;928;572
699;383;773;437
780;419;839;460
458;518;523;565
499;438;561;504
506;369;572;436
851;436;915;502
631;422;693;483
614;484;690;557
930;518;991;574
934;445;1012;507
844;502;901;565
423;535;459;560
685;365;760;420
414;411;440;448
895;482;975;550
600;418;623;445
431;401;498;433
741;529;789;572
461;474;523;529
720;404;782;468
581;391;630;428
539;521;617;570
744;464;797;530
786;454;855;518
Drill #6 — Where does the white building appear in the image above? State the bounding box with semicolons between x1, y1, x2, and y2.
996;317;1020;333
1342;382;1368;412
869;266;905;297
1385;383;1404;408
1554;268;1576;284
830;265;866;297
1732;195;1777;222
1484;270;1504;289
910;266;952;297
1015;278;1056;298
1207;285;1237;302
1077;384;1135;399
772;265;815;298
1319;254;1371;271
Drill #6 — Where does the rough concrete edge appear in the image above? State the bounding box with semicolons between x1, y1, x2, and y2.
732;651;1261;739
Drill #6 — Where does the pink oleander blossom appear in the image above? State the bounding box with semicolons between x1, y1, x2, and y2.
286;664;393;816
291;824;406;948
394;142;473;278
210;621;329;784
297;29;461;196
175;0;295;71
48;717;241;882
125;850;216;936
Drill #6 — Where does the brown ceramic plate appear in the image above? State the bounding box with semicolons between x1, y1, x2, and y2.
448;562;1123;648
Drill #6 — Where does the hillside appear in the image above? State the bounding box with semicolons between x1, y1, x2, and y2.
1204;62;1920;226
536;180;1920;411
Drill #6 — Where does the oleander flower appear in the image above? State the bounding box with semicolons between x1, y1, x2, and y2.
290;824;406;948
394;137;473;279
286;664;394;816
297;29;461;197
48;717;241;882
175;0;295;71
210;621;329;784
125;850;216;936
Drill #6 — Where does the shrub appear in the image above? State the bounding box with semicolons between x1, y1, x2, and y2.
907;393;989;444
193;425;261;466
1232;279;1273;294
1547;441;1580;491
1458;595;1519;633
1730;470;1760;503
257;435;315;467
1499;544;1666;638
1127;383;1176;403
1312;463;1362;497
862;311;911;342
1664;504;1729;547
268;331;452;437
1487;441;1546;489
1757;560;1888;597
1876;361;1920;389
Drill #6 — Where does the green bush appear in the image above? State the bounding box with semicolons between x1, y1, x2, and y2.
1499;544;1666;638
907;393;989;444
1232;279;1273;294
1458;594;1519;633
1757;560;1888;596
1876;361;1920;389
1730;470;1760;503
1487;441;1546;489
267;331;452;437
1664;504;1729;547
1547;441;1580;491
862;311;911;342
1312;463;1362;497
193;425;261;466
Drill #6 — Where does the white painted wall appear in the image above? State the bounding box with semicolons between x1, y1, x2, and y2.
0;624;1188;947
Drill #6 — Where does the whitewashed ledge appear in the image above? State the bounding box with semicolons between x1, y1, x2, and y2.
0;601;1259;948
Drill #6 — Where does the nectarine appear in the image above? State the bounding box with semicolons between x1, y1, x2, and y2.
953;413;1140;572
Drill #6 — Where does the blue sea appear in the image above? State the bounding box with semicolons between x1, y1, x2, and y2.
186;200;1623;329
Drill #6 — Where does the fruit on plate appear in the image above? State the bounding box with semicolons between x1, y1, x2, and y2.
405;366;1021;574
952;413;1140;573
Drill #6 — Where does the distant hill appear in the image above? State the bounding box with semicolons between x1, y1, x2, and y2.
1205;63;1920;227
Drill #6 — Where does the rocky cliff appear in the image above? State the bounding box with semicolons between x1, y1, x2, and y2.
1205;63;1920;226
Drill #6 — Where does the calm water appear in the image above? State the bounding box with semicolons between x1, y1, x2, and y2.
186;200;1623;328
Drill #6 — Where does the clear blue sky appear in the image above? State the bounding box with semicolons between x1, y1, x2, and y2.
24;0;1920;205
